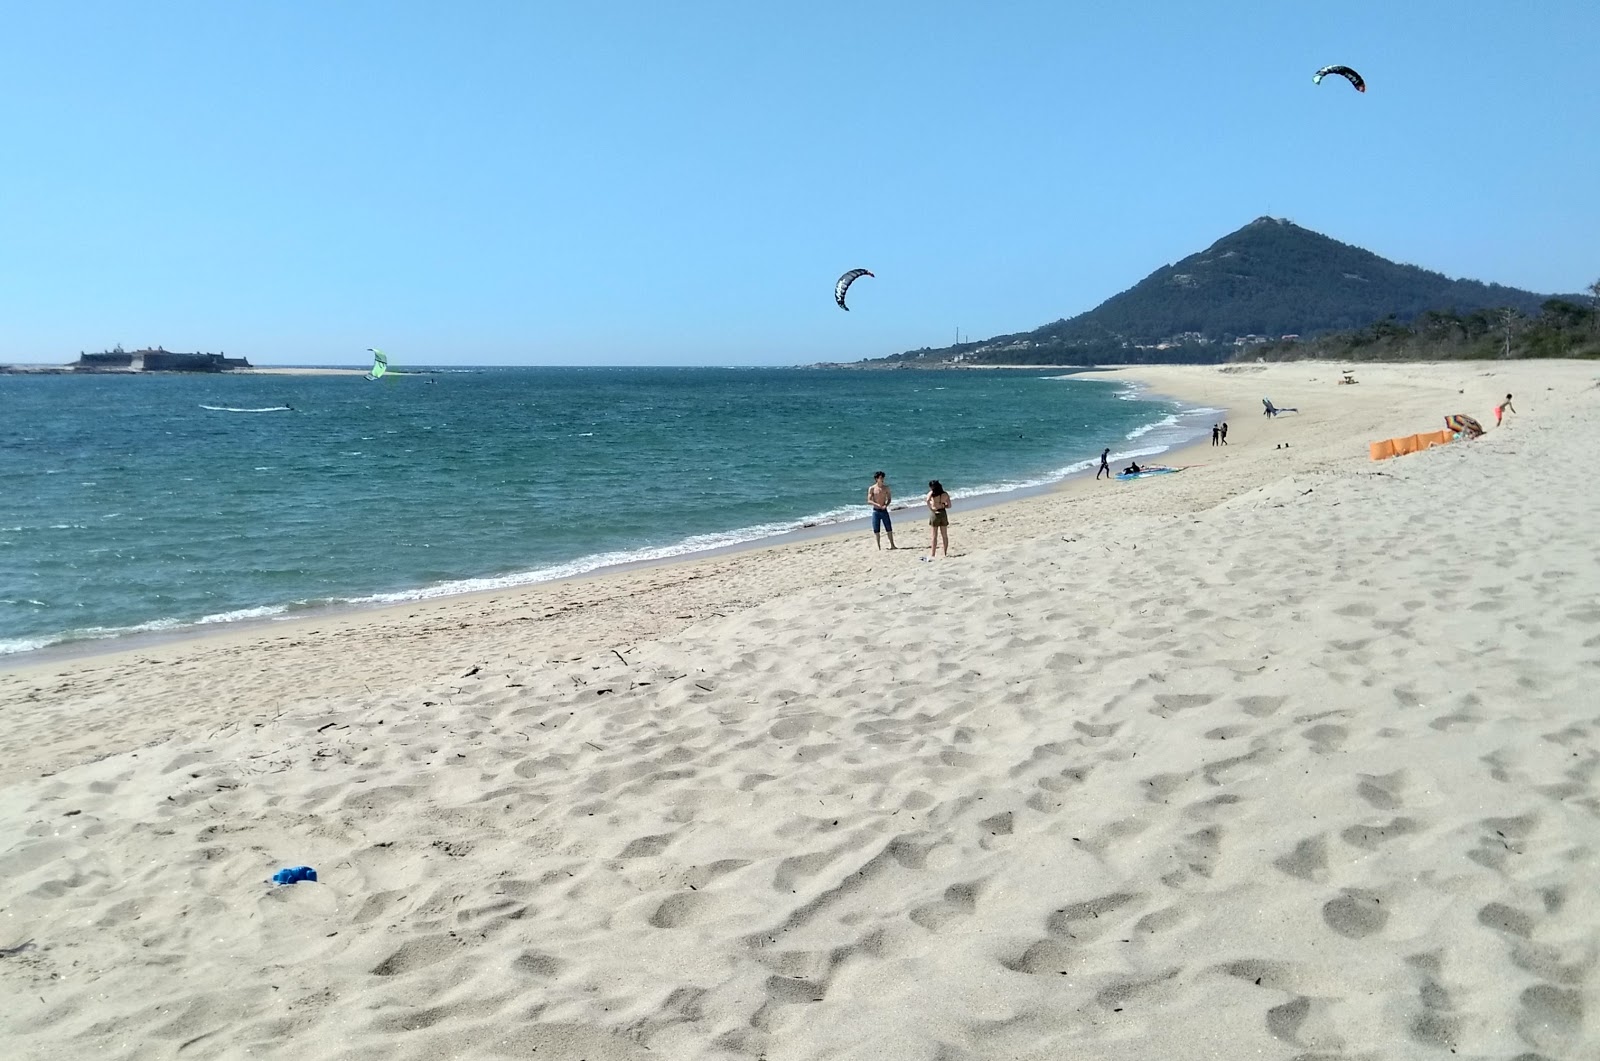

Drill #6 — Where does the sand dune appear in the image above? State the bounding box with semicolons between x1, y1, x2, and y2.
3;361;1597;1059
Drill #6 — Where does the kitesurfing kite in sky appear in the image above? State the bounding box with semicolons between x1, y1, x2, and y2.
365;348;388;380
1313;65;1366;92
835;269;873;311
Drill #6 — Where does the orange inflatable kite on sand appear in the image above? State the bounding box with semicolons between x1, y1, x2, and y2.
1369;428;1456;461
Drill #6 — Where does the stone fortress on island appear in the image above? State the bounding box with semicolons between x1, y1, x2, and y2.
0;345;254;373
72;345;251;372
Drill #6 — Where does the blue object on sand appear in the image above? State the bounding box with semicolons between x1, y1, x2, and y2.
272;866;318;885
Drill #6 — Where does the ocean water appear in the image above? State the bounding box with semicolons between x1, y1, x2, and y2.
0;367;1210;655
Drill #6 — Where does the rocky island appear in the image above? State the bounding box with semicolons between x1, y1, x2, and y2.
1;345;252;374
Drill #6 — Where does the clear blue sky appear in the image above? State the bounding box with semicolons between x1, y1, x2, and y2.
2;1;1595;366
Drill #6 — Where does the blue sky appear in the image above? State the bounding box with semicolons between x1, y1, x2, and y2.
2;1;1595;366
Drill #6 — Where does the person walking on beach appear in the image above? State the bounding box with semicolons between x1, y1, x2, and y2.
867;471;897;550
1211;424;1220;446
1495;394;1515;427
1220;422;1229;445
925;480;951;559
1096;447;1111;480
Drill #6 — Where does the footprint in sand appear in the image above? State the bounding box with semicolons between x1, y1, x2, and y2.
649;891;712;929
1183;793;1244;822
1159;826;1224;887
1265;995;1345;1051
773;848;838;893
510;950;564;978
908;879;982;933
1036;764;1094;794
1477;901;1535;938
1302;723;1348;754
1355;770;1408;809
1045;891;1143;942
1236;695;1286;718
977;812;1014;848
1095;966;1181;1010
1402;953;1463;1050
618;833;674;859
1215;957;1303;993
1516;983;1585;1053
1132;903;1191;936
750;974;830;1031
369;1005;450;1034
1429;710;1479;732
683;858;752;890
370;934;465;976
1001;936;1082;976
1339;816;1423;851
1151;693;1218;717
1140;770;1193;803
1322;888;1388;939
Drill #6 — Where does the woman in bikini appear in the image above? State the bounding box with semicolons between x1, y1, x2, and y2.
925;480;951;559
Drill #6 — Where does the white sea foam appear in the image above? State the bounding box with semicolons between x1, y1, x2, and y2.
194;604;290;625
0;602;294;656
348;509;870;606
0;635;56;655
1126;414;1179;440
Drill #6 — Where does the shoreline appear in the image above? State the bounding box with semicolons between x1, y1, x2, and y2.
0;356;1483;768
5;359;1597;1059
0;356;1513;700
1;380;1216;666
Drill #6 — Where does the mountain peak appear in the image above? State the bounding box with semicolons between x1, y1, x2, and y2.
887;218;1555;365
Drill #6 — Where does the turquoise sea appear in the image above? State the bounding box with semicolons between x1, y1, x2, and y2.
0;367;1213;656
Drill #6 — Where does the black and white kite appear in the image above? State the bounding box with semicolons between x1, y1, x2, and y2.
1313;65;1366;92
835;268;873;311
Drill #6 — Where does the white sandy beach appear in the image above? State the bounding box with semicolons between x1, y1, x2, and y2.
3;360;1597;1060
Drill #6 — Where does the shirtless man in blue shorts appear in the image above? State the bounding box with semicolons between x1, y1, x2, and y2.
868;471;898;550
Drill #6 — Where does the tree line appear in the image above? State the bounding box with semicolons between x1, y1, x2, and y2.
1244;283;1600;363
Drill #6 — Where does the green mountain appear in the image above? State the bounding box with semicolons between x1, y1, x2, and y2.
883;217;1568;365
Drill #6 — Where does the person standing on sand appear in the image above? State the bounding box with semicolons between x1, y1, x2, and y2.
867;471;897;550
1211;424;1220;446
924;480;951;559
1495;394;1515;427
1097;447;1111;480
1221;422;1229;445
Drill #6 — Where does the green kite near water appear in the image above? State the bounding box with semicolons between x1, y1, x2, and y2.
365;348;388;380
